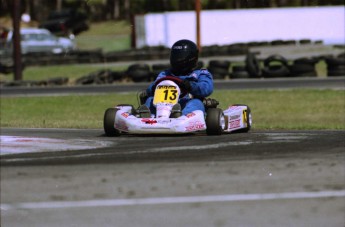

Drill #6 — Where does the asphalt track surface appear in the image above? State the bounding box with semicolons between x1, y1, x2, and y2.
1;77;345;227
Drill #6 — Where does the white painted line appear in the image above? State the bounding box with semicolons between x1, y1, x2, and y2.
0;136;113;155
0;132;310;157
1;190;344;210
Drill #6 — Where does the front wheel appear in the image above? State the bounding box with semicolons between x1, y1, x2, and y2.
103;108;121;136
206;108;225;135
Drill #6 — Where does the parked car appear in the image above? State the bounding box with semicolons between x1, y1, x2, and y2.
2;28;76;55
39;8;89;36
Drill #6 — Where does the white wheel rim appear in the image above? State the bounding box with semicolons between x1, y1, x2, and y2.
220;114;225;130
248;113;252;126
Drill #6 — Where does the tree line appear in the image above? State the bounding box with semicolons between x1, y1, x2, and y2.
1;0;343;22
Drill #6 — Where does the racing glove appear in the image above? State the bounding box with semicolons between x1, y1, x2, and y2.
139;90;148;105
203;98;219;108
180;79;192;92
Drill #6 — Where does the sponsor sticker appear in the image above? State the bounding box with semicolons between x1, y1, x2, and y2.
121;112;130;118
115;120;128;131
186;112;196;118
185;121;205;131
229;119;241;129
230;114;241;120
141;119;157;125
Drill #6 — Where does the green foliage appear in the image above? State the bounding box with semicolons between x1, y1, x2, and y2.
1;90;344;129
75;20;131;51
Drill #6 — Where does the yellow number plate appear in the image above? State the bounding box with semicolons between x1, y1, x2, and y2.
153;85;178;105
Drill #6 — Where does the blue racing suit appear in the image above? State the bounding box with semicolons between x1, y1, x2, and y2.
144;69;213;115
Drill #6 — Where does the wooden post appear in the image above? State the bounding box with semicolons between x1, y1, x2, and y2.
13;0;22;81
195;0;201;52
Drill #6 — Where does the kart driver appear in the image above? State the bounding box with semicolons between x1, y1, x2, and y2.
140;39;214;117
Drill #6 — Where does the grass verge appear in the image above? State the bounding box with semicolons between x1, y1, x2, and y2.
1;89;344;130
0;64;129;83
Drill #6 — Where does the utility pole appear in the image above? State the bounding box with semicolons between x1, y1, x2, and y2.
195;0;201;52
13;0;22;81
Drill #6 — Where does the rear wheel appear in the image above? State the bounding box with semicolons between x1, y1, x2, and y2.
103;108;121;136
206;108;225;135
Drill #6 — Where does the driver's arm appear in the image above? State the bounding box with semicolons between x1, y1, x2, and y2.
189;70;213;98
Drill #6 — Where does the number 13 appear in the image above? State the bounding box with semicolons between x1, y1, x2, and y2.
163;89;177;101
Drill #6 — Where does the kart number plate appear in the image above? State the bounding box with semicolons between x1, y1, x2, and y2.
153;85;178;105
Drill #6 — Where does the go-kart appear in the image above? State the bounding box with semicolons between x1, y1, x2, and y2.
103;76;252;136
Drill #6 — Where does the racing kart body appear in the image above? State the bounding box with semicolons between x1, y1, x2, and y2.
103;76;252;136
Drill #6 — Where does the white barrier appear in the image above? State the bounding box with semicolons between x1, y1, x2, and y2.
135;6;345;48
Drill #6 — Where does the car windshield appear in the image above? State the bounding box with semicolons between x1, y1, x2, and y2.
21;33;56;41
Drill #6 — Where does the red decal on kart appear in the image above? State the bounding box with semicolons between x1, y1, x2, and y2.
185;122;205;131
186;112;196;118
229;119;241;129
121;112;130;118
141;119;157;125
115;121;128;131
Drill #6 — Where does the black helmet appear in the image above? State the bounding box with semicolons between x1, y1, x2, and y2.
170;39;199;75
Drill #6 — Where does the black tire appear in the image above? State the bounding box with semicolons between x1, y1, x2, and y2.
103;108;121;137
288;64;316;77
293;57;319;66
262;65;290;78
327;69;345;77
208;66;228;79
110;71;125;82
232;104;252;133
230;66;250;79
264;55;288;67
245;52;261;78
230;71;250;79
152;63;170;75
325;57;345;77
75;74;97;85
206;108;225;135
46;77;69;85
196;61;204;69
208;60;231;69
127;64;151;82
325;57;345;69
328;65;345;72
231;65;246;72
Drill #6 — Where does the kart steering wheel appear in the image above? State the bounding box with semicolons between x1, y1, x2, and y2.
153;76;188;97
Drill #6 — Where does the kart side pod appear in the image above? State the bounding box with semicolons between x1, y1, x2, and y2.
222;104;252;133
